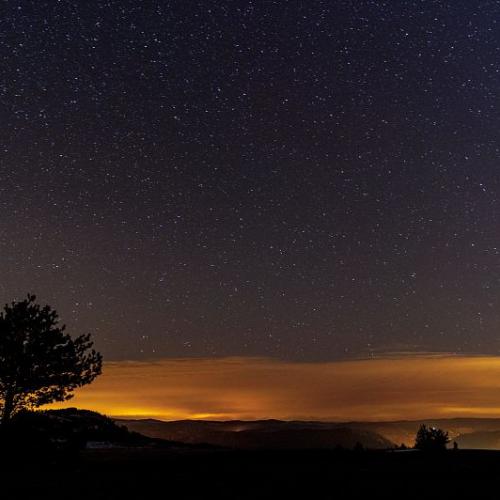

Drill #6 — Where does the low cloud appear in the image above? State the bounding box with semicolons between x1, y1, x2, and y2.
49;355;500;421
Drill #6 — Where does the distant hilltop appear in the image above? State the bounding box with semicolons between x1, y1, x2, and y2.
118;417;500;450
117;418;394;450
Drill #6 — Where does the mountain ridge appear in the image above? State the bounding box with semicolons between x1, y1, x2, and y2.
117;417;500;449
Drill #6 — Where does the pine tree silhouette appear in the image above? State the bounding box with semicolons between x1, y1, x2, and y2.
0;294;102;424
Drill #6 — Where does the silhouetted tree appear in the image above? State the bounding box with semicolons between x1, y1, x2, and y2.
0;295;102;424
414;424;450;451
354;441;364;452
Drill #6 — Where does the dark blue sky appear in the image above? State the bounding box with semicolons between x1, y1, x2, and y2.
1;1;500;361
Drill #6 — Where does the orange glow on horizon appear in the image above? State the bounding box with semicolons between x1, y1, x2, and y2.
47;355;500;421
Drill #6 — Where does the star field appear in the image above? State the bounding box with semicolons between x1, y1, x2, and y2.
1;1;500;361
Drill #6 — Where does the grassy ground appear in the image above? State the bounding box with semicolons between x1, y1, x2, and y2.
3;448;500;499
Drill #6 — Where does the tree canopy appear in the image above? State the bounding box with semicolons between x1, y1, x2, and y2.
414;424;450;451
0;295;102;424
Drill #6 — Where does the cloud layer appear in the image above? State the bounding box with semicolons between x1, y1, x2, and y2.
49;355;500;421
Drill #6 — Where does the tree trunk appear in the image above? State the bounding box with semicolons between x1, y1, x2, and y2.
1;390;15;425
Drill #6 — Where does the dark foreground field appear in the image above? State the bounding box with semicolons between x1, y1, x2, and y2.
4;448;500;499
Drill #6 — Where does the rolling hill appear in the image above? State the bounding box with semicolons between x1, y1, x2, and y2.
118;418;394;449
118;417;500;449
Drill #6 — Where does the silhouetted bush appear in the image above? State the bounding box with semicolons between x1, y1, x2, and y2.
414;424;450;451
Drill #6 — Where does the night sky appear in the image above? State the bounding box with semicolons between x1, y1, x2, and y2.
2;1;500;362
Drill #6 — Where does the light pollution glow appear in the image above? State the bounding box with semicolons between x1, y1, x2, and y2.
48;355;500;421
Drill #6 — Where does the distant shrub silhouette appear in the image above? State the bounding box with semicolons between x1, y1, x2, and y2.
414;424;450;451
354;441;364;452
0;295;102;424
